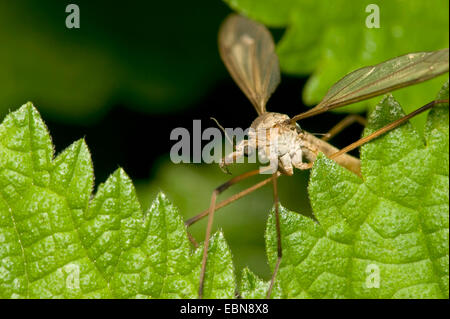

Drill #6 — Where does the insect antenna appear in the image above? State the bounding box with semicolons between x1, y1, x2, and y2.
210;117;235;148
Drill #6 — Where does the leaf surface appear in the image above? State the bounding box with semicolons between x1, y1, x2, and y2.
264;81;449;298
0;104;235;298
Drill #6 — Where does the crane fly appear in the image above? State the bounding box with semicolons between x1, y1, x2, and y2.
185;14;449;299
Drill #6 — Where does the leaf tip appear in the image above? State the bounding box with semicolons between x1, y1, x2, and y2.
367;94;406;130
112;166;131;181
436;79;449;100
213;229;226;241
24;101;36;108
155;191;168;202
148;191;171;215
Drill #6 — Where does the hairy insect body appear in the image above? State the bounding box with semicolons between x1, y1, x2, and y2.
250;112;307;175
221;112;309;175
219;112;363;176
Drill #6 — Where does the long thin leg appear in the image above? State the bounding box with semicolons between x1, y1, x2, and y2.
321;114;367;142
297;99;449;171
198;168;267;298
186;232;199;248
186;174;280;252
266;173;282;298
185;175;275;227
329;99;448;161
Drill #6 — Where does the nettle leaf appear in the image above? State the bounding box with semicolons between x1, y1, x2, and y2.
0;103;235;298
265;81;449;298
240;267;282;299
1;80;447;299
224;0;449;129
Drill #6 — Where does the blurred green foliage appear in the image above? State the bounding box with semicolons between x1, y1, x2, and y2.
0;1;229;123
225;0;449;130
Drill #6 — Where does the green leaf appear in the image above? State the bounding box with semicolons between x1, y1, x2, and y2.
224;0;449;129
0;103;235;298
265;81;449;298
240;267;282;299
1;80;447;298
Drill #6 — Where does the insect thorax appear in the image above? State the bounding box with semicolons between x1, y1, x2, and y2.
246;112;305;175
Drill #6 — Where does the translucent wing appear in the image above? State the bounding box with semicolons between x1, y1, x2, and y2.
292;48;449;121
219;14;280;115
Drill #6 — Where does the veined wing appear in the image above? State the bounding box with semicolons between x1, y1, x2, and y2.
219;14;281;115
292;48;449;121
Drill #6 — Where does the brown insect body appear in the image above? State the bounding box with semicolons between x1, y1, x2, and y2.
218;14;369;177
221;112;361;176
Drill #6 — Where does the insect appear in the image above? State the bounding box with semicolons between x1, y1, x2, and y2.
185;14;449;299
